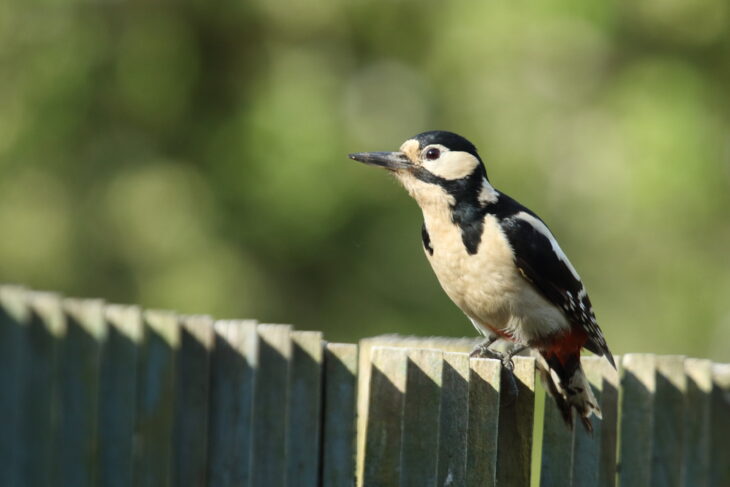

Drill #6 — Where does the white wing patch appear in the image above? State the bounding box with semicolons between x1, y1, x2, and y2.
478;179;499;205
514;211;581;281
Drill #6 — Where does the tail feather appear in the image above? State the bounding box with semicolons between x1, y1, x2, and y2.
538;352;600;433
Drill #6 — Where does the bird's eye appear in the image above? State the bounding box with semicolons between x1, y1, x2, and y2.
425;148;441;160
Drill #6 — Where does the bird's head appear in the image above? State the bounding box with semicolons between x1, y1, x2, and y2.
349;130;493;207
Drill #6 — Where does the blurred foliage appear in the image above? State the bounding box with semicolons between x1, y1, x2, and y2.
1;0;729;361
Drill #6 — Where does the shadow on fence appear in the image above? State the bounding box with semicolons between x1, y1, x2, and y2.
1;285;729;487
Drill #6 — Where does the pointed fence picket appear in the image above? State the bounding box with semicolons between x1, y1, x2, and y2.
0;285;728;487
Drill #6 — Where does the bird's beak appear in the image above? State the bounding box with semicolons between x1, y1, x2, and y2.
348;151;412;171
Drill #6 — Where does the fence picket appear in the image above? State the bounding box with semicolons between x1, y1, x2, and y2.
572;356;619;487
436;352;470;487
19;293;66;487
683;358;712;487
652;355;687;487
251;324;292;487
0;286;29;487
287;331;324;487
620;353;656;487
496;357;536;487
56;298;106;487
466;357;501;487
134;310;180;487
710;363;730;487
173;315;214;487
540;385;574;487
363;346;408;486
321;343;358;487
400;348;443;487
99;305;142;487
207;320;258;487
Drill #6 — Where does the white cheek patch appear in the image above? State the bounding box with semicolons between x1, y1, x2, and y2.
424;151;479;180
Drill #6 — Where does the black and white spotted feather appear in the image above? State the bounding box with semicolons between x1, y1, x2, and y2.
498;207;615;368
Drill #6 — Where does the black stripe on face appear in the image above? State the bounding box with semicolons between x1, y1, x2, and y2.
421;222;434;255
411;162;539;255
411;165;488;255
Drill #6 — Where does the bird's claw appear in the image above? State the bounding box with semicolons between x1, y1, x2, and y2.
470;344;501;359
501;356;515;371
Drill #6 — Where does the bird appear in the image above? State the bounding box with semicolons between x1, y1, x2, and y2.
349;130;614;431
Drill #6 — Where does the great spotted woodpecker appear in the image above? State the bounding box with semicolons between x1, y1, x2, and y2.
349;130;614;431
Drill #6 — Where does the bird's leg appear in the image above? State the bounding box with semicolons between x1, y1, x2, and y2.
469;334;500;359
500;344;528;371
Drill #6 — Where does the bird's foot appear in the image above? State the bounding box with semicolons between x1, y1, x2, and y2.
499;345;527;406
501;354;515;371
469;335;500;359
470;343;502;360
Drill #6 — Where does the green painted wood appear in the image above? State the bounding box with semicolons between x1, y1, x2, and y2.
173;315;214;487
362;346;408;486
400;348;443;487
134;310;180;487
539;382;574;487
19;292;66;487
436;352;470;487
55;298;106;487
571;356;619;487
652;355;687;487
99;304;142;487
286;331;324;487
619;354;656;487
710;363;730;487
466;357;501;487
0;286;29;487
321;343;358;487
251;324;292;487
682;358;712;487
207;320;258;487
496;357;535;487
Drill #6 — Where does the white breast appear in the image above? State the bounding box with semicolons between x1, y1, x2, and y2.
423;209;570;345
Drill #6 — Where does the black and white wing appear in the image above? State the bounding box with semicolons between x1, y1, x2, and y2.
499;209;615;368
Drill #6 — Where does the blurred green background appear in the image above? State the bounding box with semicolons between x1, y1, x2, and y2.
1;0;729;361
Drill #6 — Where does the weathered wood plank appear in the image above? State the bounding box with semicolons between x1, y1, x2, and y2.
134;310;180;487
56;298;107;487
286;331;324;487
619;353;656;487
251;324;292;487
207;320;258;487
652;355;687;487
0;286;29;487
173;315;214;487
18;292;66;487
540;383;574;487
436;352;470;487
362;346;408;486
571;356;620;487
466;357;501;487
710;363;730;487
321;343;358;487
99;304;143;487
356;335;478;485
400;348;443;487
682;358;711;487
495;357;535;487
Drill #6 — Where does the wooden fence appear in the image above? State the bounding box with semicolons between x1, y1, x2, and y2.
1;285;729;486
